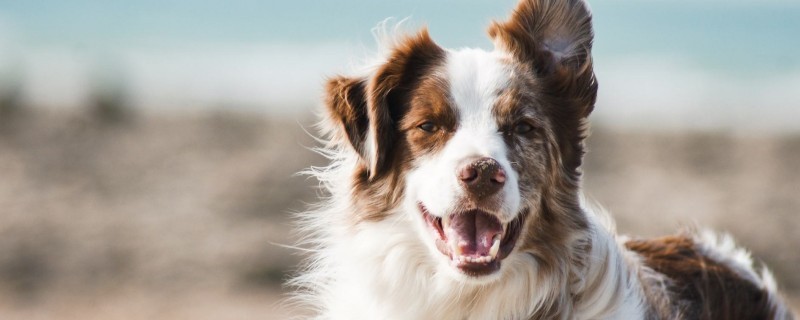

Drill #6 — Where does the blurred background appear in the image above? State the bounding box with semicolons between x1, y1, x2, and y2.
0;0;797;318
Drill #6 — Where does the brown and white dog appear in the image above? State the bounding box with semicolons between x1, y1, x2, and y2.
291;0;795;319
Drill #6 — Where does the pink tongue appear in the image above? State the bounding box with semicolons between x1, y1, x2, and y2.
444;210;503;257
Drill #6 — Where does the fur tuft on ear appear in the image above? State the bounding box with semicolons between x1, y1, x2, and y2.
324;28;445;180
488;0;596;117
324;76;370;159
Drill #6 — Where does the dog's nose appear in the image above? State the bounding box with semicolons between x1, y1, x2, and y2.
457;157;505;198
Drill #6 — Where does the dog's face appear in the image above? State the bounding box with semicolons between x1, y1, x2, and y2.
403;49;551;279
324;0;596;281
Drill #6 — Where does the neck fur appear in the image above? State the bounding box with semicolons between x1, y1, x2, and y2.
568;206;649;319
293;209;649;319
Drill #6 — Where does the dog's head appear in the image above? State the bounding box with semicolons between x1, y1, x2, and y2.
323;0;596;281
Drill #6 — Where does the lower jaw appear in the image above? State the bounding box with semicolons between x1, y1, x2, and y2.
453;258;501;277
434;238;502;276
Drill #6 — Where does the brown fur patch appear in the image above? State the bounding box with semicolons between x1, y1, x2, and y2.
492;68;547;198
489;0;597;177
365;28;447;180
489;45;591;320
487;0;596;111
323;29;449;223
399;74;456;157
462;3;598;317
626;236;777;319
324;76;369;157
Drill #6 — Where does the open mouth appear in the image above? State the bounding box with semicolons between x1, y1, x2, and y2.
419;203;528;277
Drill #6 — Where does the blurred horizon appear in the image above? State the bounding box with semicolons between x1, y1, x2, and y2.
1;0;799;131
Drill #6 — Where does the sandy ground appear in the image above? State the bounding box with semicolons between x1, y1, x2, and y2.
0;290;295;320
0;109;797;318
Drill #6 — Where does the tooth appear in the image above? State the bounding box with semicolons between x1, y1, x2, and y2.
453;240;469;257
489;235;501;259
453;244;463;256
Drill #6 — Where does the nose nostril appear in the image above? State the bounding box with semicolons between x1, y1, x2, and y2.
459;167;479;182
492;169;506;184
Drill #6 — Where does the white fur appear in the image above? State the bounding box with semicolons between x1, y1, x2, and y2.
402;48;527;283
407;49;519;223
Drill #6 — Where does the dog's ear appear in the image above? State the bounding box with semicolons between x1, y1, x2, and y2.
325;28;445;180
366;28;445;179
488;0;597;117
324;76;371;160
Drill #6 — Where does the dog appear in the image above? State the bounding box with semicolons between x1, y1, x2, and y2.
290;0;795;318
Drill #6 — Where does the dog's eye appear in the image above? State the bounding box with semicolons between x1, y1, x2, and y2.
418;121;438;133
513;122;535;135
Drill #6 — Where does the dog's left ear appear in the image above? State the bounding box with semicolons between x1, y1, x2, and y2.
488;0;597;117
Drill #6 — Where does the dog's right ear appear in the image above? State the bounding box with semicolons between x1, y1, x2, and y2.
325;29;445;180
324;76;371;160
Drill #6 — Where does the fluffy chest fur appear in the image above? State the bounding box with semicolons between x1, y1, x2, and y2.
297;188;647;320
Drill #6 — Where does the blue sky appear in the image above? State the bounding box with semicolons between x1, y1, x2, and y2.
2;0;798;73
0;0;798;131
